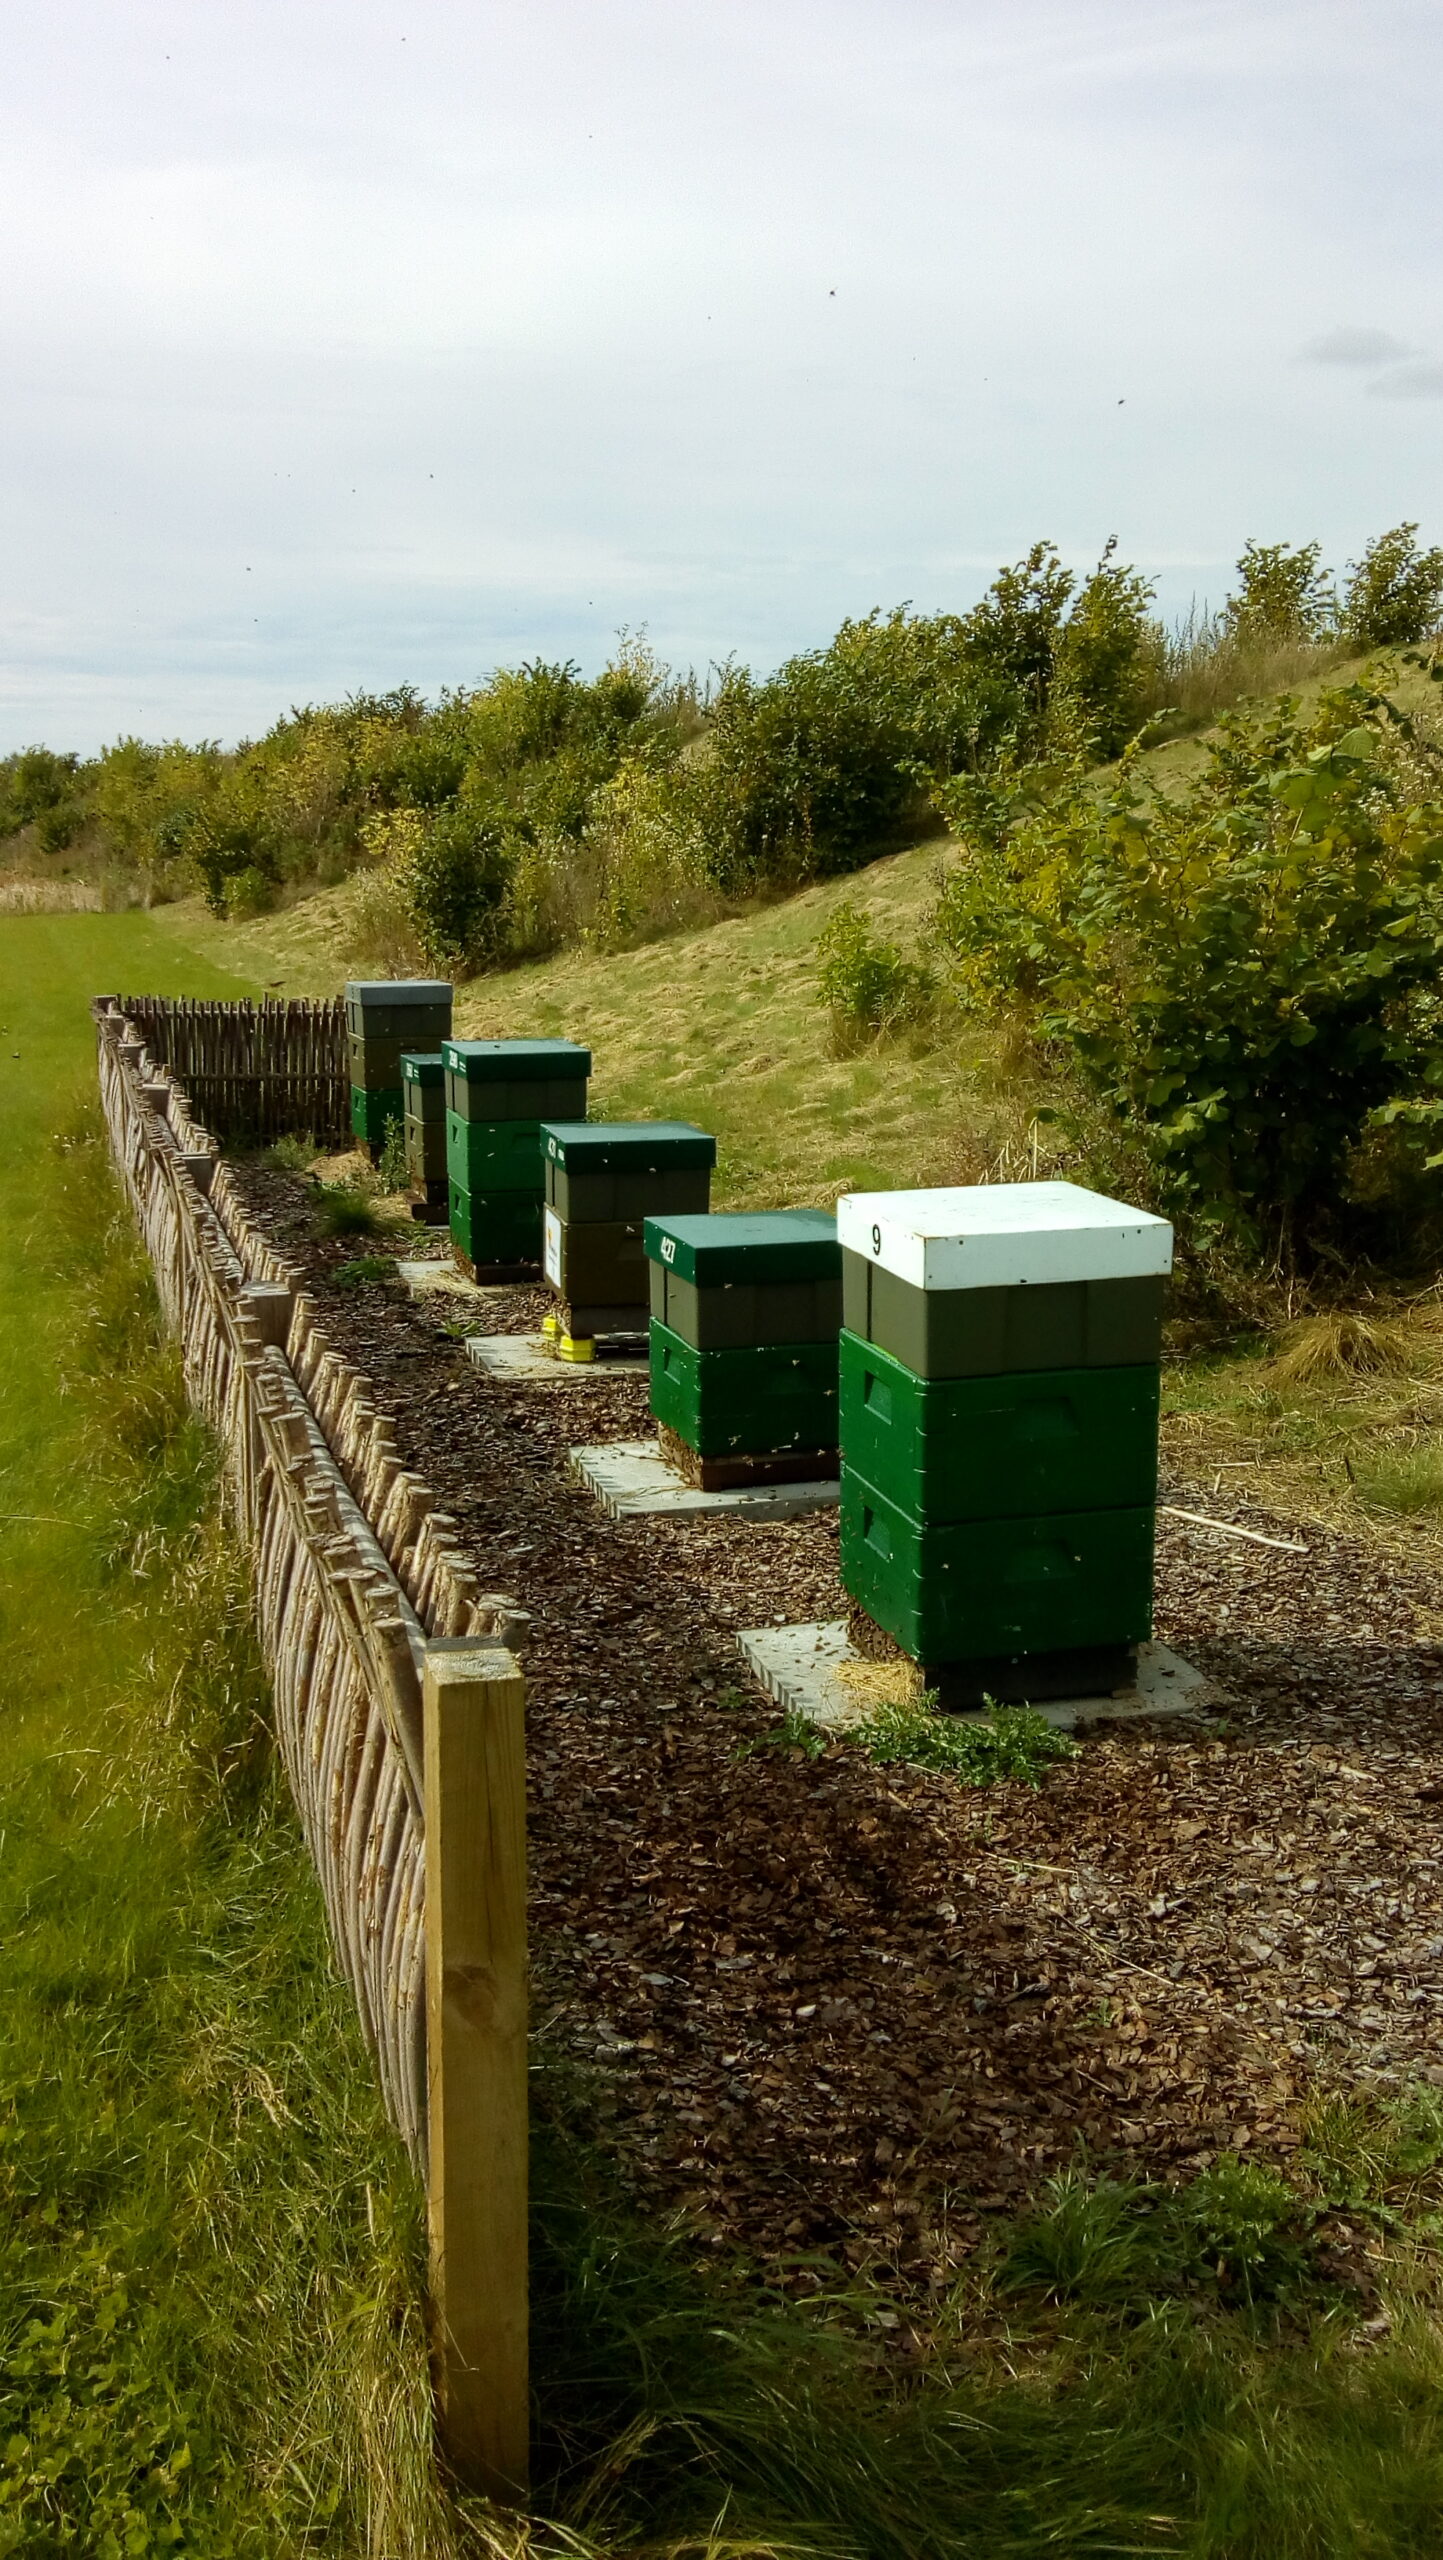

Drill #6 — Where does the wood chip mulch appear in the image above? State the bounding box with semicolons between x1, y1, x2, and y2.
236;1163;1443;2300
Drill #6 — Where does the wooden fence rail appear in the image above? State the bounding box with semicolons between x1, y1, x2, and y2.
93;998;528;2502
109;993;348;1145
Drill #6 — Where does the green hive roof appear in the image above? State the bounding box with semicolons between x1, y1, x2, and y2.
442;1038;592;1079
346;979;452;1005
400;1051;445;1084
542;1121;716;1172
643;1208;837;1284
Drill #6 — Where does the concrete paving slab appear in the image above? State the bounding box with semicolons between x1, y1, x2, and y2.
736;1621;1219;1733
571;1438;840;1520
396;1257;513;1302
467;1334;649;1384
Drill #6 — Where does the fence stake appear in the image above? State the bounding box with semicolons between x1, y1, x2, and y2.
422;1637;529;2503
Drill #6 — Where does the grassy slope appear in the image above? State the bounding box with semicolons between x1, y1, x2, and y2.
155;832;1022;1210
0;919;452;2556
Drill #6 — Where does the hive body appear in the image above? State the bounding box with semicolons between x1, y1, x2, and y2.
540;1125;717;1343
345;981;453;1162
835;1183;1172;1705
443;1040;591;1273
643;1209;840;1484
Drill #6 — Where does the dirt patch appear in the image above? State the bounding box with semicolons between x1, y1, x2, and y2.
234;1158;1443;2297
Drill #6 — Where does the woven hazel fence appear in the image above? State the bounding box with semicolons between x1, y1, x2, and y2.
93;999;530;2502
110;993;349;1146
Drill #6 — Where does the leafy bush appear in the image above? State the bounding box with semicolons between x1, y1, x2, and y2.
1223;539;1337;646
857;1698;1079;1784
815;900;935;1048
1344;522;1443;647
0;745;81;842
932;683;1443;1260
400;799;516;970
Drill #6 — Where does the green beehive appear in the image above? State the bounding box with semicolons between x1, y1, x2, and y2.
401;1052;447;1202
835;1183;1172;1705
442;1040;590;1273
443;1038;590;1123
641;1209;840;1482
540;1123;716;1341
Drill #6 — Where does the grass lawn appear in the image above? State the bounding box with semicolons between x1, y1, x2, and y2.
0;918;445;2556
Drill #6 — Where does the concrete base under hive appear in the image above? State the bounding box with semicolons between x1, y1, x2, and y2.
570;1438;840;1520
736;1621;1218;1733
466;1334;649;1385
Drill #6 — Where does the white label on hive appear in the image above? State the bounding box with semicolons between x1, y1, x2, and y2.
542;1204;563;1288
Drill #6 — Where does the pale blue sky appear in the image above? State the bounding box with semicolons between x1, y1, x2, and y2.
2;0;1441;752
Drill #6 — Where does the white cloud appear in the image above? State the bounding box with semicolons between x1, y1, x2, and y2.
3;0;1443;750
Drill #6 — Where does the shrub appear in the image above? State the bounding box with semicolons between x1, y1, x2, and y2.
400;800;516;971
375;1113;409;1194
932;684;1443;1260
0;746;81;841
815;900;935;1049
1343;522;1443;648
1223;539;1336;646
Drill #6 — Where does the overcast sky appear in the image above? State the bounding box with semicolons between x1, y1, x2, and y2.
3;0;1441;754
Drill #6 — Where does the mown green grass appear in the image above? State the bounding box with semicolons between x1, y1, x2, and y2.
0;920;455;2556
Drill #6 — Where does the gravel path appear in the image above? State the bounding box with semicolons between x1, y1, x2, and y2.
240;1165;1443;2296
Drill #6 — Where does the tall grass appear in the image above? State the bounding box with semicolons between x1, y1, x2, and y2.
1139;611;1354;734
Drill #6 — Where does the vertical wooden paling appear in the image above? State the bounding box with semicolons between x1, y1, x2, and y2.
422;1639;530;2503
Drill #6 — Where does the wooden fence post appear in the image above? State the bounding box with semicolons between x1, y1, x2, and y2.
422;1638;529;2503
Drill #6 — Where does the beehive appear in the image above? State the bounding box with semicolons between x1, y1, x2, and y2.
835;1182;1172;1705
442;1038;591;1273
643;1209;840;1484
345;981;452;1160
540;1123;716;1344
400;1051;447;1204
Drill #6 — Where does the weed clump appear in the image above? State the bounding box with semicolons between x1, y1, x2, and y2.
314;1182;379;1238
330;1255;397;1289
857;1697;1079;1784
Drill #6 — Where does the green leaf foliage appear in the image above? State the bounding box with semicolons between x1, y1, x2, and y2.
932;682;1443;1258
